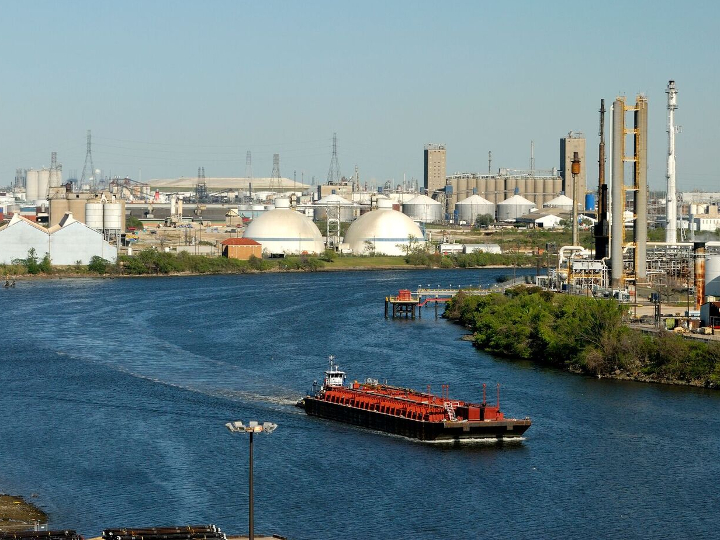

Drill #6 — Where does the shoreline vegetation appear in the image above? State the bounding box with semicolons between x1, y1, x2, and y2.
444;286;720;389
1;248;538;278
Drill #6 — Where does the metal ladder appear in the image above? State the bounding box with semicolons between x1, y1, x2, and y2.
444;401;456;421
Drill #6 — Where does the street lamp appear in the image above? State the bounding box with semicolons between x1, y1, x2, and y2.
225;420;277;540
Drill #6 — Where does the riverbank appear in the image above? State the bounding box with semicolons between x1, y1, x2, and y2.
446;287;720;389
0;494;47;532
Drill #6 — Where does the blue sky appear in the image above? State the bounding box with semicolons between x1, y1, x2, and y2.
1;0;717;190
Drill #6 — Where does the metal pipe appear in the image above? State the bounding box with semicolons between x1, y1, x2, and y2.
695;242;706;310
666;81;678;243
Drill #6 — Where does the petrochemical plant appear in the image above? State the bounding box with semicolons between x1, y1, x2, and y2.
1;82;719;327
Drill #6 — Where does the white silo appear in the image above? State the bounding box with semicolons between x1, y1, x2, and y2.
543;194;574;212
497;194;536;221
456;194;495;224
402;194;442;223
344;207;425;256
85;202;104;230
25;169;39;202
103;203;123;232
706;255;720;297
37;168;51;200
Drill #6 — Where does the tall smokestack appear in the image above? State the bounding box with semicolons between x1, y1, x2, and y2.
666;80;678;243
594;100;610;260
611;98;625;289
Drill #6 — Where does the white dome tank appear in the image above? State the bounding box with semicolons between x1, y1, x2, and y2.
244;207;324;255
85;202;104;230
706;255;720;297
402;194;442;223
456;194;495;224
497;194;536;221
543;194;574;211
344;208;425;256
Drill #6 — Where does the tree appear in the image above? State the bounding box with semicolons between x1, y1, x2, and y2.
88;256;110;274
474;214;494;228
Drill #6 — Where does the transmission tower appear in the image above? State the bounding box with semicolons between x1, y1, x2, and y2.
80;129;95;188
327;132;341;185
196;166;207;202
270;153;280;193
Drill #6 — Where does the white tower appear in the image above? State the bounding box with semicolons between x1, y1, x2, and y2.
665;80;678;243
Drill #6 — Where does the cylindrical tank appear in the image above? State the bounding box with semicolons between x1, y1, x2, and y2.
505;178;517;200
477;177;487;198
585;193;597;211
402;195;442;223
532;177;542;206
694;243;706;309
49;198;70;226
49;168;62;188
103;203;123;231
456;195;495;223
497;194;535;221
25;169;39;201
85;202;104;230
37;168;50;200
516;178;526;198
706;255;720;297
68;199;87;223
458;176;469;200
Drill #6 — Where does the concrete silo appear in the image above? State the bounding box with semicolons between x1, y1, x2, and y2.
25;169;39;202
37;168;51;200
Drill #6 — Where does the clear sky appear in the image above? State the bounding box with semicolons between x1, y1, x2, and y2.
1;0;717;191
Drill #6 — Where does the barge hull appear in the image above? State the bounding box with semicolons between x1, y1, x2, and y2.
303;397;530;441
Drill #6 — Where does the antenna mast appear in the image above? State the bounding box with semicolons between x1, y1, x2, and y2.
327;133;341;185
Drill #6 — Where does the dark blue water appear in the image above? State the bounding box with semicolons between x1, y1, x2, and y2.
1;269;718;539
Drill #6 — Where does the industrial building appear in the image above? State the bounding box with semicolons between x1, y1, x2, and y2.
0;213;117;265
559;133;586;204
220;238;262;260
423;144;446;194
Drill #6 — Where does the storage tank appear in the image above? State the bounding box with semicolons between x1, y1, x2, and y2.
457;176;469;200
456;194;495;224
25;169;39;202
103;203;123;231
85;202;104;230
553;178;562;196
49;198;70;227
533;177;543;206
706;255;720;297
344;207;425;256
37;168;50;200
585;193;596;211
244;203;325;255
402;194;442;223
505;178;517;200
313;194;357;222
544;194;574;211
49;168;62;188
68;199;87;223
477;177;487;197
497;194;536;221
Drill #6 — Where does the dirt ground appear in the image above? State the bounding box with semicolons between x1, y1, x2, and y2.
0;494;47;531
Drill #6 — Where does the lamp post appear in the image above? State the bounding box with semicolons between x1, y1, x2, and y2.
225;420;277;540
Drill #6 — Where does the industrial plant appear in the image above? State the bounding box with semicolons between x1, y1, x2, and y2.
1;81;719;329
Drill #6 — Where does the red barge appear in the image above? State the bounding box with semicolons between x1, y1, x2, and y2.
297;357;531;441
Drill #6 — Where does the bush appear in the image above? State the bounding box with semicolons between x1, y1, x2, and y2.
88;256;110;274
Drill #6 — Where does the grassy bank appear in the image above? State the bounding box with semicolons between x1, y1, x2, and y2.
1;249;538;277
444;286;720;388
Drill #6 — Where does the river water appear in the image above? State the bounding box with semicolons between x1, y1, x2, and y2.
0;269;718;539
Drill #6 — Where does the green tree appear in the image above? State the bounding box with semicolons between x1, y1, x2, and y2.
88;256;110;274
474;214;494;228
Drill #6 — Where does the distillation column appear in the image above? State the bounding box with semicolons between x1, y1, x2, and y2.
634;97;648;281
611;99;625;289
